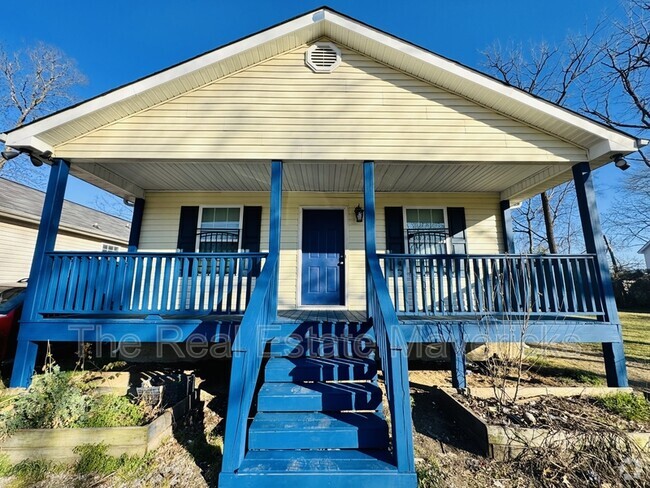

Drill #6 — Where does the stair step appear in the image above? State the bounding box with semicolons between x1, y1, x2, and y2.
248;412;389;450
287;321;374;338
269;337;375;358
220;451;417;488
257;382;382;412
265;357;377;382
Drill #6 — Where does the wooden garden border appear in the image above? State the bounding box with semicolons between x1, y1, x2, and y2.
0;380;197;464
434;387;650;460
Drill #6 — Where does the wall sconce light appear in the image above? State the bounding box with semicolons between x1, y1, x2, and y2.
613;153;630;171
354;204;364;223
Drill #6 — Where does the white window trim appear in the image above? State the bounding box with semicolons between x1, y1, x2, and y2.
196;205;245;253
101;243;120;252
403;206;450;254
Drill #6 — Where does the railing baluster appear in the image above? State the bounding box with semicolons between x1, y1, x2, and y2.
217;257;226;313
226;257;235;314
409;258;418;314
208;258;218;312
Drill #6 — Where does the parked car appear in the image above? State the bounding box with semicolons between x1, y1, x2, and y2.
0;280;28;363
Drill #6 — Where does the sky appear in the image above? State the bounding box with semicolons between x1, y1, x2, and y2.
0;0;640;256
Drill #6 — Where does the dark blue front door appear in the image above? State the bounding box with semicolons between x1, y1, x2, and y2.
301;209;345;306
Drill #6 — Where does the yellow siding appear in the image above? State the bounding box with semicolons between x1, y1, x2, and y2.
0;219;125;282
56;44;586;163
140;191;501;310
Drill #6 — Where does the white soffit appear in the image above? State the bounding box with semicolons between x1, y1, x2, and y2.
2;7;640;163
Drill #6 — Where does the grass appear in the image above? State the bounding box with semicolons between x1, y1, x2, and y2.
0;454;11;477
529;357;605;386
5;459;65;488
619;312;650;364
74;443;154;481
416;459;444;488
528;311;649;386
594;392;650;422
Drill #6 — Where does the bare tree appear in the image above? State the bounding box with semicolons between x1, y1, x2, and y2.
482;25;605;253
0;42;86;182
582;1;650;261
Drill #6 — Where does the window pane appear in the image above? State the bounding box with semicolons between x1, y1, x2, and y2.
199;207;241;252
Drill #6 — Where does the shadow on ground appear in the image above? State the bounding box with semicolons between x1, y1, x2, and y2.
173;362;231;487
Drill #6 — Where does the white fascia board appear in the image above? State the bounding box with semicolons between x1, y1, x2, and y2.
3;11;323;148
4;136;54;156
588;139;641;164
322;10;639;154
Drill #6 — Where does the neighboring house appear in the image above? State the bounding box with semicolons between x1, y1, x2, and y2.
639;241;650;270
1;8;646;487
0;178;130;282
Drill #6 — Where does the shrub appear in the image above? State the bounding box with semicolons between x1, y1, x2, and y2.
0;367;148;436
594;393;650;422
81;394;146;428
4;367;91;431
627;274;650;309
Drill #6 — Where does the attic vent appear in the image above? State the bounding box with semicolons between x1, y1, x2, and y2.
306;42;341;73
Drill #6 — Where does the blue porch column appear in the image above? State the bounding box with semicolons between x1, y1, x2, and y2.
572;162;628;387
500;200;516;254
363;161;377;316
268;160;283;320
11;158;70;387
127;197;146;252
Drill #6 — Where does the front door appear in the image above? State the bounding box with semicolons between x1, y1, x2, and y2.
301;209;345;306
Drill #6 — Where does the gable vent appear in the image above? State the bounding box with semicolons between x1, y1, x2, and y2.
306;42;341;73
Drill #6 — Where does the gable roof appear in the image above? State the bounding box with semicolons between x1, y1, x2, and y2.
2;7;643;160
639;241;650;254
0;178;130;243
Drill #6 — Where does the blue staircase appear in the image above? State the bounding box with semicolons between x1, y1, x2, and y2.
220;320;416;487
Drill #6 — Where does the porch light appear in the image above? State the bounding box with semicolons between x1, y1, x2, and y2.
613;154;630;171
354;204;364;223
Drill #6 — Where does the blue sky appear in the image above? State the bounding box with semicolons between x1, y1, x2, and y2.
1;0;632;240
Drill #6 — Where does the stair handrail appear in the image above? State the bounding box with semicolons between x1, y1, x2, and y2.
366;252;415;473
221;252;278;473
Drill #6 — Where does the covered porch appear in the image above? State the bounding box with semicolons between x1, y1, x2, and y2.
9;157;628;392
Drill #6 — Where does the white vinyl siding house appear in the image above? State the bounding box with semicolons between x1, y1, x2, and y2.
0;178;130;282
137;191;501;309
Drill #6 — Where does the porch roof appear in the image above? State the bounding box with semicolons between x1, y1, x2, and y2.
76;160;552;198
1;7;644;202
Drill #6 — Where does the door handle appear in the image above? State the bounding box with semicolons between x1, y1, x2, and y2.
338;255;345;266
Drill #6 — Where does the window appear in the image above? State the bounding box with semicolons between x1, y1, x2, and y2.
102;243;120;252
404;208;448;254
197;207;242;253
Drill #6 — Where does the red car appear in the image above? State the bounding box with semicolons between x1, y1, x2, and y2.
0;280;27;363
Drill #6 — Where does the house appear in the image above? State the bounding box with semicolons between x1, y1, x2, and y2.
639;241;650;270
0;8;645;487
0;177;130;282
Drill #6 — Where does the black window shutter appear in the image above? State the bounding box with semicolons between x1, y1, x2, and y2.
384;207;405;254
241;206;262;252
177;206;199;252
242;206;263;276
447;207;467;254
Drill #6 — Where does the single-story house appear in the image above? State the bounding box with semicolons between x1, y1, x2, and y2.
1;7;646;487
0;177;129;282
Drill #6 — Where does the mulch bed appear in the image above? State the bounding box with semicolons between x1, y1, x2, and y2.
455;394;650;433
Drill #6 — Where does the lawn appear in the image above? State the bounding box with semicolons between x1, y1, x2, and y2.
529;311;650;388
619;311;650;364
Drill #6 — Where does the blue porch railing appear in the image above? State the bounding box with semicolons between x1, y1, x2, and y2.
38;251;267;316
366;254;415;472
221;245;278;472
379;253;605;318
